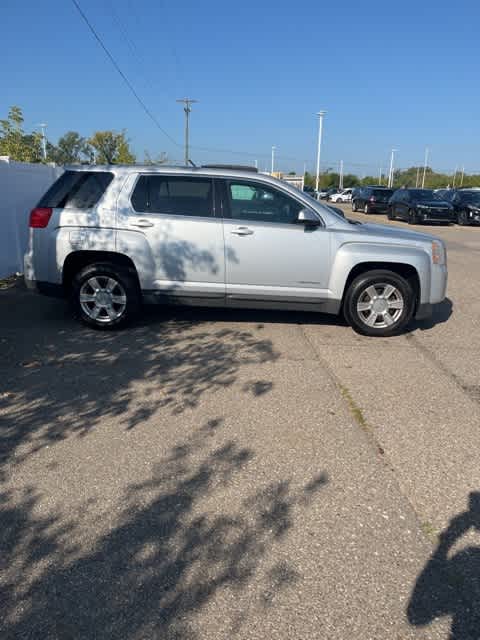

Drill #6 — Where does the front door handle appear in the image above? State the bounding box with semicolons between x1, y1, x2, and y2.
131;219;154;228
230;226;254;236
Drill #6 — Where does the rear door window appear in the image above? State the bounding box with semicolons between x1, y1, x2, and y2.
131;175;214;217
38;171;113;209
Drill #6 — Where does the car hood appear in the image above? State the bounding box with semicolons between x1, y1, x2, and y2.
349;222;441;246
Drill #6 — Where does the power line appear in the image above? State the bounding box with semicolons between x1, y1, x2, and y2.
70;0;180;147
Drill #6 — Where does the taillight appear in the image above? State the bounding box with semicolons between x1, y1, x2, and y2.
369;196;376;202
29;207;53;228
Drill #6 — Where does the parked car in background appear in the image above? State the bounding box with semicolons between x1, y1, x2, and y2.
25;165;447;337
447;189;480;225
387;189;455;224
322;188;339;200
329;188;353;203
352;187;395;214
303;185;316;197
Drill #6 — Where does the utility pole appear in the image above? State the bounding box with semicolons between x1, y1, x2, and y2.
422;147;429;188
38;123;47;161
271;146;276;175
176;98;197;165
415;167;420;188
460;166;465;187
452;166;458;188
388;149;396;188
339;160;344;190
315;110;326;197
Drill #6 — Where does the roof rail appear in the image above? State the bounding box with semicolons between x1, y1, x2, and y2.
201;164;258;172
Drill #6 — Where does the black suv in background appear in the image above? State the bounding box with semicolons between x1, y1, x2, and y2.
443;189;480;226
387;189;455;224
352;187;395;214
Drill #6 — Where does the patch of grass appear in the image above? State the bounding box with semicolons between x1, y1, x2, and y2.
0;275;19;290
420;521;437;541
339;384;385;455
339;384;368;430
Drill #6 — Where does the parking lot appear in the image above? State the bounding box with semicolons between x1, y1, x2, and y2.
1;209;480;639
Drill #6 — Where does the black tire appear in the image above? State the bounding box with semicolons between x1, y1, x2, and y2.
364;203;370;214
457;210;470;226
408;209;419;225
72;262;141;330
352;200;357;212
343;269;416;337
387;206;394;220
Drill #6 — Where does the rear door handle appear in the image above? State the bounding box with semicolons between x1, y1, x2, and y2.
230;226;254;236
131;219;154;228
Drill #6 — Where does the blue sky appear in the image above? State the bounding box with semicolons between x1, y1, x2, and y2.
2;0;479;175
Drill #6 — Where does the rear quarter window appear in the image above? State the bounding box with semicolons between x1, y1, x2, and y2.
38;171;114;209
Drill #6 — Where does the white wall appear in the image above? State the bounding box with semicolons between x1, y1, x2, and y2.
0;158;63;277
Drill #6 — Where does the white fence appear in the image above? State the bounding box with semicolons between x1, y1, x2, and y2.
0;158;64;278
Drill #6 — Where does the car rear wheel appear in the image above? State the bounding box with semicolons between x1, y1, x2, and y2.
457;210;470;226
364;203;370;214
72;262;140;329
387;206;394;220
343;269;415;337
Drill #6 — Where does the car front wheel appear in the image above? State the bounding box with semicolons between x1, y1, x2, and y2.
343;270;415;337
457;210;470;226
72;262;140;329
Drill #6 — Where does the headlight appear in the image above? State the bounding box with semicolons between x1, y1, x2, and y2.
432;241;445;265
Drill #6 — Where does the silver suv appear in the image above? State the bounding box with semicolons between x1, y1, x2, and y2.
24;165;448;337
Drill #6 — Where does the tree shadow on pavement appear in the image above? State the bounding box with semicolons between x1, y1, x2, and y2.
0;283;281;476
0;419;329;639
408;491;480;639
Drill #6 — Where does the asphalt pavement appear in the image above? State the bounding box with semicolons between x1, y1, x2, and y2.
1;210;479;639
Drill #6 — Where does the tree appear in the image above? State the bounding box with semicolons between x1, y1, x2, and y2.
48;131;93;165
89;130;136;164
0;106;43;162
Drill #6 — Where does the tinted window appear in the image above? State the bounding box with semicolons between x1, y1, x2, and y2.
408;189;435;201
131;176;213;217
228;181;303;224
456;191;480;204
38;171;113;209
372;189;394;198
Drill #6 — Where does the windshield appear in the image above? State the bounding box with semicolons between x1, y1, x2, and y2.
458;191;480;204
409;189;436;201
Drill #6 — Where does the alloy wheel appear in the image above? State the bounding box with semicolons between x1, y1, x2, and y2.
356;282;404;329
79;276;127;324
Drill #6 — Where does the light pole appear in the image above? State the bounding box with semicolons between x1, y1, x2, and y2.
460;166;465;187
339;160;344;190
315;111;326;196
388;149;396;188
37;123;47;161
176;98;197;165
422;147;429;188
271;146;276;175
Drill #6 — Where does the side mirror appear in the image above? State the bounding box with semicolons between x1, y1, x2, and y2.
296;208;320;226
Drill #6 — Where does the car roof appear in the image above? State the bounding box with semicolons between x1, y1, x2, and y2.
62;163;295;184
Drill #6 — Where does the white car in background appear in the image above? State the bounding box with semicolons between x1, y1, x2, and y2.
329;188;353;203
